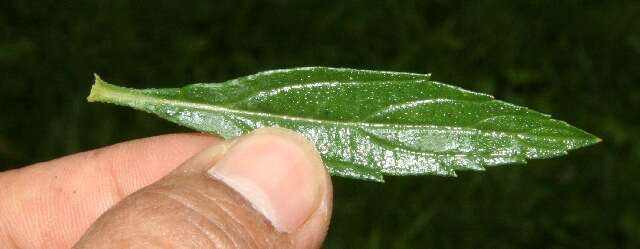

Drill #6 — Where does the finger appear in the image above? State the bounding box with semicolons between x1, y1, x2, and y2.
74;127;333;249
0;133;220;249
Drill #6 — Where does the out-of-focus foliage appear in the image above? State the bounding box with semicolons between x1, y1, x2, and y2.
1;0;638;248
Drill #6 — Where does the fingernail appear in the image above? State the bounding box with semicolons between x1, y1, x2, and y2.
208;127;326;233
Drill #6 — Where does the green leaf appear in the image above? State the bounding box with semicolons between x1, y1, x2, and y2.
87;67;600;182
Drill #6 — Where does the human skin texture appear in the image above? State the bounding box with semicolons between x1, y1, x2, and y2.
0;128;332;249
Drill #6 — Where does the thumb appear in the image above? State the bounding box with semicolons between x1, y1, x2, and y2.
73;128;333;249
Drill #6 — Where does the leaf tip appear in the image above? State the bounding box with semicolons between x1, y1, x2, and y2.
593;136;603;144
576;131;603;149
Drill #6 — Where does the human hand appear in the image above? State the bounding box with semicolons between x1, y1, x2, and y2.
0;127;332;248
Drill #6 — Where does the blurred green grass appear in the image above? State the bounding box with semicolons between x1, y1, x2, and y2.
1;0;639;248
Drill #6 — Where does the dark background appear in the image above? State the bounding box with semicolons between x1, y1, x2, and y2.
1;0;639;248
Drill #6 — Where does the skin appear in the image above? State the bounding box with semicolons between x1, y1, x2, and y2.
0;128;333;249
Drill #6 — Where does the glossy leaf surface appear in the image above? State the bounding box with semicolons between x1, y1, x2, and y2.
87;67;600;181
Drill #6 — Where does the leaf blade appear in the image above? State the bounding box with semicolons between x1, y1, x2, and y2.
88;67;600;181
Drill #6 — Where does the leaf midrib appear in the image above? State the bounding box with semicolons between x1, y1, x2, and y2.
92;83;588;144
